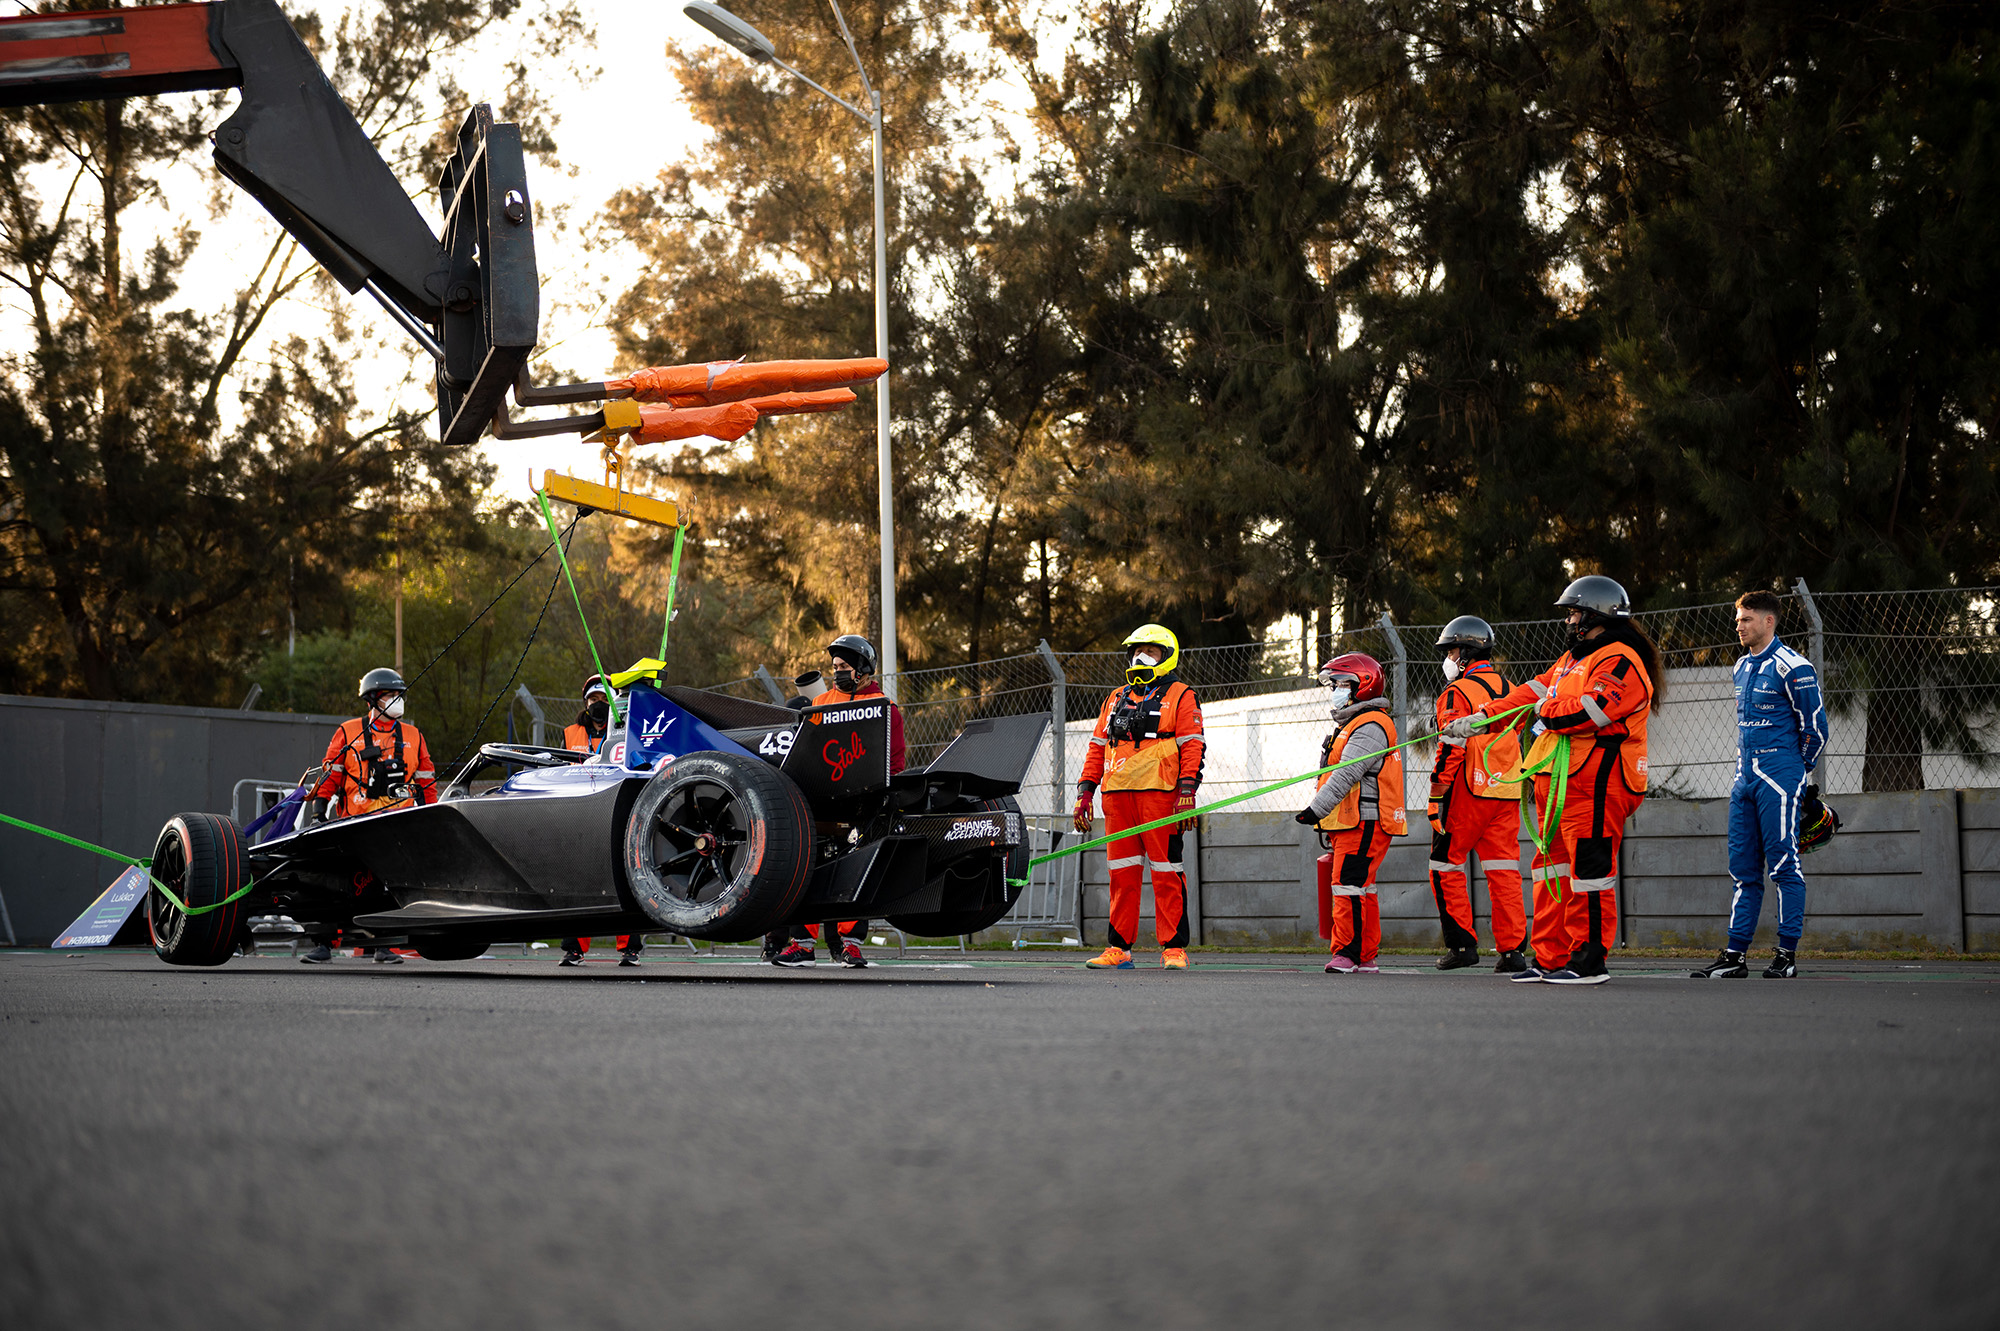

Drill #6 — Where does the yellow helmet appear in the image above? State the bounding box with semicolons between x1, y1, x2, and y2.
1122;623;1180;686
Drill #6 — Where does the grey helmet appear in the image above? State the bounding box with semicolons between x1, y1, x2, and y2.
1554;575;1632;622
1435;615;1496;655
828;634;877;675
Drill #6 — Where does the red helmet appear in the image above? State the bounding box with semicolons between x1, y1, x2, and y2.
1316;652;1385;702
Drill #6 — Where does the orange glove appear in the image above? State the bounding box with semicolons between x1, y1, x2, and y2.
1175;779;1199;832
1427;795;1445;837
1072;782;1096;834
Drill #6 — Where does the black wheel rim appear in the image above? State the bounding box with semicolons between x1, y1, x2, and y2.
645;779;748;905
149;827;188;945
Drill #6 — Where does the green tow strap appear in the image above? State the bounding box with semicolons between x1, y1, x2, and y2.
1008;702;1535;886
536;487;609;691
658;523;686;658
1512;732;1572;898
0;811;256;917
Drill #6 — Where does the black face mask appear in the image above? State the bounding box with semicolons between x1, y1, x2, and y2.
587;700;609;723
1567;617;1604;652
832;669;857;693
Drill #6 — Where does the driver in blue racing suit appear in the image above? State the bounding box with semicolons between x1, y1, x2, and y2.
1697;591;1828;979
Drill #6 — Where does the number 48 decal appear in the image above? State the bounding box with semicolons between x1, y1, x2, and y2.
758;728;796;759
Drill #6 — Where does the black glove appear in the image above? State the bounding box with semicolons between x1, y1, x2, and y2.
1294;807;1318;825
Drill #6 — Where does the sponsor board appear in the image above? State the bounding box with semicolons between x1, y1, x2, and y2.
53;866;151;949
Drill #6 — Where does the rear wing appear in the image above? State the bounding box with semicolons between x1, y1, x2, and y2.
923;714;1050;797
721;703;1048;804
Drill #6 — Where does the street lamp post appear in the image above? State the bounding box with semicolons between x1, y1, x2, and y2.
683;1;898;696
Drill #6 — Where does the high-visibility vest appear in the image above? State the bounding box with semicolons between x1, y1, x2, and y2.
1507;640;1652;793
564;722;605;754
326;717;428;818
1315;709;1408;835
1098;679;1202;792
1444;665;1523;800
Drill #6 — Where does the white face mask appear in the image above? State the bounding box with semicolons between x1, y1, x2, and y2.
379;695;405;721
1328;684;1354;710
1442;656;1463;682
1132;648;1162;668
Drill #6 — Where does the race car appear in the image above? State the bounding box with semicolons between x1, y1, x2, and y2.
144;680;1047;965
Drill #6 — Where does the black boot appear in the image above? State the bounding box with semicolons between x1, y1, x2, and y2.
1692;949;1749;978
1762;948;1798;979
1493;949;1529;974
1434;948;1480;971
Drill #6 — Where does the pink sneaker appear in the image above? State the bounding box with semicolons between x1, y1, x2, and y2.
1324;955;1357;973
1356;961;1381;973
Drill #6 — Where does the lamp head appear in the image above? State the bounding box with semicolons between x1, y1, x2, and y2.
683;2;776;63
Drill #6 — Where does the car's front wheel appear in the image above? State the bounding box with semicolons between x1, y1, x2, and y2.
148;813;250;967
623;751;813;941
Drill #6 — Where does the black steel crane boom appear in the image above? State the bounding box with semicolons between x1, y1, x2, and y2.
0;0;537;447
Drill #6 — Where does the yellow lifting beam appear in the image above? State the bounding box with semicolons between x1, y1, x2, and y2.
540;467;680;530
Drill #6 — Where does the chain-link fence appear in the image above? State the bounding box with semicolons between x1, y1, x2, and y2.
686;584;1999;816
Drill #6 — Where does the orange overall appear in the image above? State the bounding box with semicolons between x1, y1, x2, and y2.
1315;708;1407;965
1430;662;1525;953
1082;676;1206;950
1481;641;1653;968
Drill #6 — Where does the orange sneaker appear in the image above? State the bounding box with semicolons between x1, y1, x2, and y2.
1084;947;1134;969
1162;948;1189;970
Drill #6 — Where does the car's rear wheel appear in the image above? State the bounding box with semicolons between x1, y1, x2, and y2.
148;813;250;967
886;796;1030;938
624;751;813;941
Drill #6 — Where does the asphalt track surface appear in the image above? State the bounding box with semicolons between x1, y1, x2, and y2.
2;948;1996;1330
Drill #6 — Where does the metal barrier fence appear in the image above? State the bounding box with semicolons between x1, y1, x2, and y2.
695;583;2000;817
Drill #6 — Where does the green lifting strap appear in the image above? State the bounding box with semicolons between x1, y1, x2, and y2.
1008;703;1535;886
658;523;686;658
0;811;256;916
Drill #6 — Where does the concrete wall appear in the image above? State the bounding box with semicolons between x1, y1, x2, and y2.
1964;790;2000;952
0;695;348;946
1059;788;1999;952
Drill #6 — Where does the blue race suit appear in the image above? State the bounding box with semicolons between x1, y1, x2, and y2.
1727;637;1829;952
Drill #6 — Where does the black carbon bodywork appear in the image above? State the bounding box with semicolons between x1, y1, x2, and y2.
238;690;1047;950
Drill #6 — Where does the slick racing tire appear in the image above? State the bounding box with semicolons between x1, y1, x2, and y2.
886;795;1029;938
148;813;250;967
624;750;813;942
